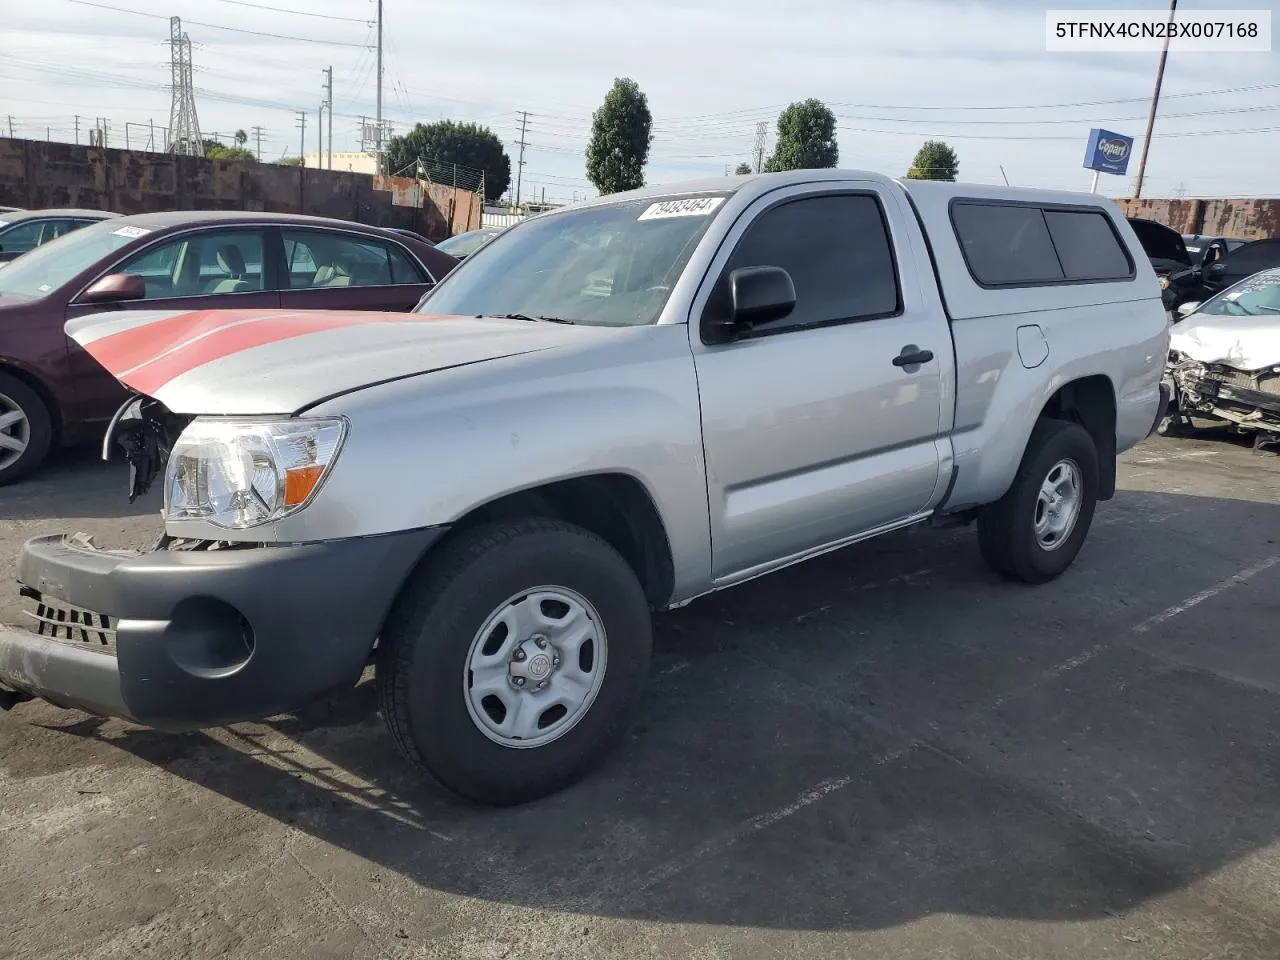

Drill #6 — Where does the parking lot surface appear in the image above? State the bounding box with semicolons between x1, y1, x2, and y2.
3;428;1280;960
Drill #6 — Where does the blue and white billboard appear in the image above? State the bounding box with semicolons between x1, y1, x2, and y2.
1083;128;1134;176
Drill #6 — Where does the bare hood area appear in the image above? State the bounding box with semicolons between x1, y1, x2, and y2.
1170;313;1280;373
66;308;589;414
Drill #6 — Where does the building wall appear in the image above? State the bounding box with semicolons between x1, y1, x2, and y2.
0;138;480;240
1115;197;1280;240
303;152;378;174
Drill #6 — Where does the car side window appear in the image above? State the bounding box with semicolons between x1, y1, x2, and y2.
706;194;900;335
0;220;49;254
282;230;419;289
117;230;266;299
1224;241;1280;276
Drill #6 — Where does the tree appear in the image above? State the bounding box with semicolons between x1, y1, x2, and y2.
384;120;511;201
278;156;304;167
207;144;255;162
764;99;838;172
585;77;653;195
734;161;753;176
234;129;248;147
906;140;959;181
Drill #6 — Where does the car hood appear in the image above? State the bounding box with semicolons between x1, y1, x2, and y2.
66;308;592;414
1170;312;1280;372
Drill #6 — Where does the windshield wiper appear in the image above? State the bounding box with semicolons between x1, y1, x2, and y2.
494;312;575;324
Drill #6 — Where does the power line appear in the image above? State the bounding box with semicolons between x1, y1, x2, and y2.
63;0;370;48
209;0;373;24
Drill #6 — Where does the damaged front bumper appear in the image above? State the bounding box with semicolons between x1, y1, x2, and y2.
1166;354;1280;435
0;527;445;730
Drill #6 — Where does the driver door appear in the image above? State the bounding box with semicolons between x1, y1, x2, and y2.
64;226;279;424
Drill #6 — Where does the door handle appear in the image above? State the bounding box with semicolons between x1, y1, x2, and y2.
892;345;934;368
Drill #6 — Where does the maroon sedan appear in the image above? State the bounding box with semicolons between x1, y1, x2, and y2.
0;211;458;483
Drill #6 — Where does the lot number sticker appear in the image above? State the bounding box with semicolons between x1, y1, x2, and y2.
637;197;725;221
113;225;152;239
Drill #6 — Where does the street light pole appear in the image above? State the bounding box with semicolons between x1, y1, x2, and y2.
1132;0;1177;199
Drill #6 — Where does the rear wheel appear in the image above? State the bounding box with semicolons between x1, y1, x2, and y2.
0;372;53;486
978;418;1100;584
376;518;652;805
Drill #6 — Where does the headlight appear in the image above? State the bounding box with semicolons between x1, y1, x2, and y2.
163;417;347;529
1159;276;1170;289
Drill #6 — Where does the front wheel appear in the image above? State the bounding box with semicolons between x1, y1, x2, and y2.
376;518;652;805
977;418;1100;585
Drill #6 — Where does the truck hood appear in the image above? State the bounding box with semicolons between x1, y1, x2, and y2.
66;308;588;414
1170;312;1280;372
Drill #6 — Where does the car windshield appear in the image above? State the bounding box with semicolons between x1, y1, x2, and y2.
435;230;498;258
1197;272;1280;317
0;219;145;299
418;195;728;326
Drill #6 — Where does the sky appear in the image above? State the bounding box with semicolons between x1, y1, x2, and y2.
3;0;1278;204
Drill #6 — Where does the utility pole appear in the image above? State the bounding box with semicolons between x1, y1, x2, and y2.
251;125;264;161
375;0;383;173
296;111;307;166
752;120;768;173
317;102;324;170
514;110;529;209
7;116;13;139
74;114;80;145
167;16;203;155
1133;0;1177;199
323;66;333;170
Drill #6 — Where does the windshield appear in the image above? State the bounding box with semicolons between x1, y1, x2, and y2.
1197;272;1280;317
435;230;499;258
0;219;147;299
418;195;728;326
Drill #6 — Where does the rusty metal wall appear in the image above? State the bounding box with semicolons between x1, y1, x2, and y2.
0;138;480;240
1115;197;1280;240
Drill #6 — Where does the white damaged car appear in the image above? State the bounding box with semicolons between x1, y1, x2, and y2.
1162;266;1280;450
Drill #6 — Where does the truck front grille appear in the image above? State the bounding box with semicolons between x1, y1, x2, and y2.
19;588;116;655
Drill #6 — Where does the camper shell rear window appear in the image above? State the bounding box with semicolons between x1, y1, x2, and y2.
949;198;1136;289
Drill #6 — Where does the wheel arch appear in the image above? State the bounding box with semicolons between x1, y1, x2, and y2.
0;361;63;444
1038;374;1118;500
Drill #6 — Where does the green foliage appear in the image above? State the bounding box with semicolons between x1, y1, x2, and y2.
734;161;753;176
207;144;256;162
764;99;839;172
906;140;959;181
278;156;304;167
585;77;653;195
384;120;511;201
234;129;248;147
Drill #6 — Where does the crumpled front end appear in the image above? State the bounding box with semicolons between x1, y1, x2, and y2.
1166;351;1280;437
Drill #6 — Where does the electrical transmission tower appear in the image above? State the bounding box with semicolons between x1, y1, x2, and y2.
752;121;768;174
167;16;203;156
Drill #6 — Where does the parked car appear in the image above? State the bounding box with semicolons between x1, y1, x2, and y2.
0;208;118;264
0;210;458;483
1127;217;1193;281
1181;233;1249;268
1162;236;1280;313
0;172;1168;804
1161;266;1280;446
433;226;502;259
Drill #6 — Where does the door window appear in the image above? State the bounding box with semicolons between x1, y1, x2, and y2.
282;230;425;289
1222;240;1280;278
706;194;900;334
116;230;266;299
0;220;50;255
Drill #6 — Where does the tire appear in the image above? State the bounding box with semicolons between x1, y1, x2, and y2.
0;372;53;487
376;518;652;805
977;418;1100;585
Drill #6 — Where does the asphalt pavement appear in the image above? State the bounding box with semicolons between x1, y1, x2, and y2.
2;427;1280;960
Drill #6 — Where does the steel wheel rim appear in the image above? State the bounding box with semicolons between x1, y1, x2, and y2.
462;586;608;749
0;392;31;471
1034;457;1082;551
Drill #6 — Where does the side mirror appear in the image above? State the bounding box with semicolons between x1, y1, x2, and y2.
81;272;146;304
1176;301;1201;319
1206;262;1226;280
730;265;796;326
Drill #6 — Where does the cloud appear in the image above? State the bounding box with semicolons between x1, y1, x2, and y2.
3;0;1277;201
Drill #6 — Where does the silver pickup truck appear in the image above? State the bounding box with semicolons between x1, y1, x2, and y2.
0;171;1170;804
